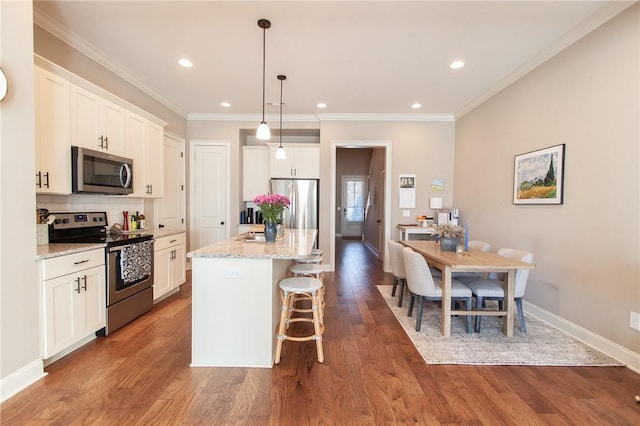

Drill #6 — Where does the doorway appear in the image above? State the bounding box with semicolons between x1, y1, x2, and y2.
330;141;392;272
341;175;367;238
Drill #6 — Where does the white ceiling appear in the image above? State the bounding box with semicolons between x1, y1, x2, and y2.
33;1;633;120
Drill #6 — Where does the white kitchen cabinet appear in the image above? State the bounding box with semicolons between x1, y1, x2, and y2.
242;146;270;201
71;84;126;156
155;133;186;230
126;111;165;198
268;144;319;179
40;249;106;359
153;233;186;301
34;67;72;194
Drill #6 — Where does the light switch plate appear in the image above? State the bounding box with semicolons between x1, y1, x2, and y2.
403;210;411;217
226;267;241;279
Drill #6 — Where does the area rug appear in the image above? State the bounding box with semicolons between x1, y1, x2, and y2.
376;285;624;366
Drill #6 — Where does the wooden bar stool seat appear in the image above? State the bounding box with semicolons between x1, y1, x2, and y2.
275;277;324;364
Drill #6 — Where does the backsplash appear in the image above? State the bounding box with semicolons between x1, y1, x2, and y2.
36;194;145;230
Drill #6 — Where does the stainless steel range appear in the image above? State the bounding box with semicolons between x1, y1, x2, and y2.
49;211;154;335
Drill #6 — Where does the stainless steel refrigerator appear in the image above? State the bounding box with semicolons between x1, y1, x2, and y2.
270;179;319;232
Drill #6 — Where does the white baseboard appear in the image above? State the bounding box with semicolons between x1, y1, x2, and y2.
0;359;47;403
362;238;381;258
524;301;640;374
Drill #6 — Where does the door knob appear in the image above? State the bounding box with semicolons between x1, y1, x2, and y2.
220;221;225;225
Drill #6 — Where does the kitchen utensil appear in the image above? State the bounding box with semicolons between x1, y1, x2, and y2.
123;211;129;231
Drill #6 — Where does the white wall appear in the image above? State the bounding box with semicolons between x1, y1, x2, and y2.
454;5;639;353
0;1;45;401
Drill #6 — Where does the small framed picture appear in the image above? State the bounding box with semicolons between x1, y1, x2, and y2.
513;144;565;205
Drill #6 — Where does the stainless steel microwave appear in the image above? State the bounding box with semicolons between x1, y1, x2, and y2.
71;146;134;195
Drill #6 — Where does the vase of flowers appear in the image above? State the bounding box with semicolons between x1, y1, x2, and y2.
253;194;291;242
435;223;465;251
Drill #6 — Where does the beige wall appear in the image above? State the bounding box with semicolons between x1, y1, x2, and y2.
319;120;456;257
454;5;639;352
1;0;42;397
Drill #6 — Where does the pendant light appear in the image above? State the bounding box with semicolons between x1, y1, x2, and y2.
256;19;271;140
275;75;287;159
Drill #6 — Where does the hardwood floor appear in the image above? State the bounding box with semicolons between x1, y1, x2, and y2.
2;238;639;425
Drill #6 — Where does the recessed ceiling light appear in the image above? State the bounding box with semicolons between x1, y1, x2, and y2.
221;102;231;108
411;103;422;109
450;60;464;70
317;103;327;108
178;58;193;68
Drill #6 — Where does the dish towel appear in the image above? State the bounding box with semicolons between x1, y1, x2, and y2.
120;241;153;284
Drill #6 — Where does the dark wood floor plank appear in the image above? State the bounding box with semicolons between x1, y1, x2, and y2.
1;238;639;425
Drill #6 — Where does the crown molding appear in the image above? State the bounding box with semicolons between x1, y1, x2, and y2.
33;11;188;119
315;113;454;122
189;113;454;122
187;113;320;122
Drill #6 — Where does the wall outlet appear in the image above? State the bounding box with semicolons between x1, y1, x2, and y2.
630;311;640;332
403;210;411;217
225;267;241;279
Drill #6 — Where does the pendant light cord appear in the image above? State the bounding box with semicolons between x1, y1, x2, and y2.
262;26;266;123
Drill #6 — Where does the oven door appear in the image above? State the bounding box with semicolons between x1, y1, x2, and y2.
107;241;154;306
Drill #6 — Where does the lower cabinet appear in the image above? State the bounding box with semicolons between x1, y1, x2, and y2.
40;249;106;359
153;233;186;301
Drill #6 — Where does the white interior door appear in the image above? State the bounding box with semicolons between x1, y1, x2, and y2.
156;133;185;230
190;142;228;251
341;175;367;238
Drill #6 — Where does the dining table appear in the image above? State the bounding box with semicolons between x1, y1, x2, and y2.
399;240;535;337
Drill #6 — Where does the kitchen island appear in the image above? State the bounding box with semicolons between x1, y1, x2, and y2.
187;229;318;368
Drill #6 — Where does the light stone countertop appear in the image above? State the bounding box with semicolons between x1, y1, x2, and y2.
35;228;186;260
188;229;317;260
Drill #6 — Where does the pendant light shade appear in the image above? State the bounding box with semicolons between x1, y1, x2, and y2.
275;75;287;159
256;19;271;140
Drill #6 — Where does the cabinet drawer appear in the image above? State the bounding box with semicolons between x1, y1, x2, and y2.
41;248;105;281
154;232;186;251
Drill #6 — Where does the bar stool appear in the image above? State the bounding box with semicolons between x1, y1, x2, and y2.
290;263;326;316
275;277;324;364
311;248;323;256
295;254;323;265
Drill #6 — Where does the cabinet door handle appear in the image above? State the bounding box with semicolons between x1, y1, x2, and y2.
81;275;87;291
36;171;42;188
169;239;177;243
75;277;81;293
74;259;90;265
98;135;104;149
149;184;152;195
44;172;50;188
104;136;109;150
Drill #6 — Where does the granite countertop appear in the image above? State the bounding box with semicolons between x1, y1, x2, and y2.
188;229;317;260
36;228;187;260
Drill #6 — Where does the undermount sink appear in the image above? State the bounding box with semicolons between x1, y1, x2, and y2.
239;233;265;242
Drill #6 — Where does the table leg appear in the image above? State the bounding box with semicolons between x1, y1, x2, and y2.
441;266;452;337
503;269;515;337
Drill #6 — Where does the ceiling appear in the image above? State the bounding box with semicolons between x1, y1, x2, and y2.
33;1;633;120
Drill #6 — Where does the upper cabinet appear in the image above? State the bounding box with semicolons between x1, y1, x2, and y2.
268;144;319;179
71;84;126;156
35;67;72;194
34;60;167;198
243;146;270;201
125;111;164;198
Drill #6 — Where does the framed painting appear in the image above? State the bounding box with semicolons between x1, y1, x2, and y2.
513;144;565;205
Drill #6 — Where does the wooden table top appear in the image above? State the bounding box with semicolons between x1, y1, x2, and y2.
399;240;535;272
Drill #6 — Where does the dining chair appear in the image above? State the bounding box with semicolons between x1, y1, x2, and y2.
387;240;407;307
402;247;473;333
463;248;533;332
452;240;491;282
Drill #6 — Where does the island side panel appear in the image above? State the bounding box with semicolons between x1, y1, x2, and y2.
191;256;290;368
